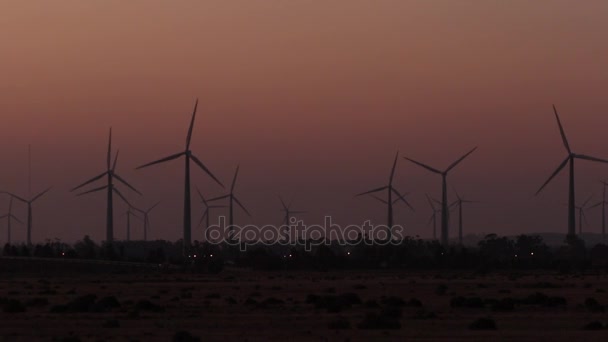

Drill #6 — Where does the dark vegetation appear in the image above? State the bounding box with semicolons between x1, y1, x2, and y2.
2;234;608;274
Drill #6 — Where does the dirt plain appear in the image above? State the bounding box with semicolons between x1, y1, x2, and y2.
1;262;608;341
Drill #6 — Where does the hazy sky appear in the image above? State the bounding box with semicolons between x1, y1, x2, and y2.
1;0;608;243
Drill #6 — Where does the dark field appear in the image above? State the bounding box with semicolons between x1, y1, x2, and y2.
2;263;608;341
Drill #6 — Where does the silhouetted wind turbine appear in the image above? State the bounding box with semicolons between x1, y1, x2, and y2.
575;195;594;235
425;194;441;240
2;188;51;246
72;128;140;243
133;202;160;241
590;181;608;240
208;165;250;239
122;205;142;241
449;187;479;246
196;188;225;233
535;106;608;238
0;197;22;244
136;100;224;251
279;195;306;226
356;152;413;238
405;147;477;246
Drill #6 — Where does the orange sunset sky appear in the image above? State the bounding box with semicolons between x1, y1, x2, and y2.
1;0;608;243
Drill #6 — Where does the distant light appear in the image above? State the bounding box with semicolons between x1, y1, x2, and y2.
61;252;65;256
530;252;534;256
289;254;292;258
347;252;351;256
515;254;518;258
193;254;197;258
283;255;287;258
210;254;213;258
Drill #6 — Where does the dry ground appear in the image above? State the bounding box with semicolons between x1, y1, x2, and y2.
1;266;608;341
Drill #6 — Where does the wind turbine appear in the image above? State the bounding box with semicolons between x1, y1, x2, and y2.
355;152;414;238
404;147;477;246
208;165;251;239
2;188;51;247
122;205;142;241
575;195;594;235
136;99;224;252
590;181;608;240
196;188;224;233
279;195;306;226
425;194;441;240
133;202;160;241
449;187;479;246
535;105;608;238
0;197;22;244
71;128;141;243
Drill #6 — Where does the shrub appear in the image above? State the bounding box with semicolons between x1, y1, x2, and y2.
469;317;497;330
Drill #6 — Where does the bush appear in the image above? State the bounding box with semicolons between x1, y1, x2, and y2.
357;313;401;330
173;331;201;342
3;299;26;313
328;317;351;330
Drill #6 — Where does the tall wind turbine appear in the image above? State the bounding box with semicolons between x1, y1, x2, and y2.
590;181;608;240
0;197;22;244
356;152;414;238
425;194;441;240
208;165;251;239
449;187;479;246
136;100;224;251
133;202;160;241
2;188;51;246
405;147;477;246
575;195;594;235
535;105;608;238
196;188;225;233
72;128;141;243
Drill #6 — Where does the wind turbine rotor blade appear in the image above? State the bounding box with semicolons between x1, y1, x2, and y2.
230;165;240;193
369;194;388;205
113;188;131;207
148;201;161;213
113;174;142;195
355;186;388;197
186;98;199;149
208;205;227;209
291;211;307;214
582;194;594;207
136;152;184;170
208;194;230;202
449;200;459;208
404;157;442;174
31;187;52;202
77;185;109;196
389;151;399;183
452;186;461;200
535;156;570;195
10;214;23;224
446;147;478;172
196;187;208;206
112;150;120;172
552;105;572;154
0;214;7;219
233;196;252;217
190;154;224;188
391;188;415;212
575;154;608;164
71;172;107;192
278;195;288;211
0;191;27;203
589;201;603;209
197;210;208;228
425;194;436;210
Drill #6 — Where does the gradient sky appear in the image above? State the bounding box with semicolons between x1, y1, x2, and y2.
1;0;608;243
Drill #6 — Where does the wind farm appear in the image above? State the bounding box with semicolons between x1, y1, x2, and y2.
4;2;608;340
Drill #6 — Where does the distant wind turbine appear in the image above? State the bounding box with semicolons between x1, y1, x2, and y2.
425;194;441;240
133;202;160;241
72;128;141;243
0;197;22;244
208;165;251;239
590;181;608;240
405;147;477;246
356;152;414;238
575;195;594;235
196;188;225;233
136;99;224;252
449;187;479;246
535;105;608;238
279;195;306;226
122;206;142;241
2;188;51;246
